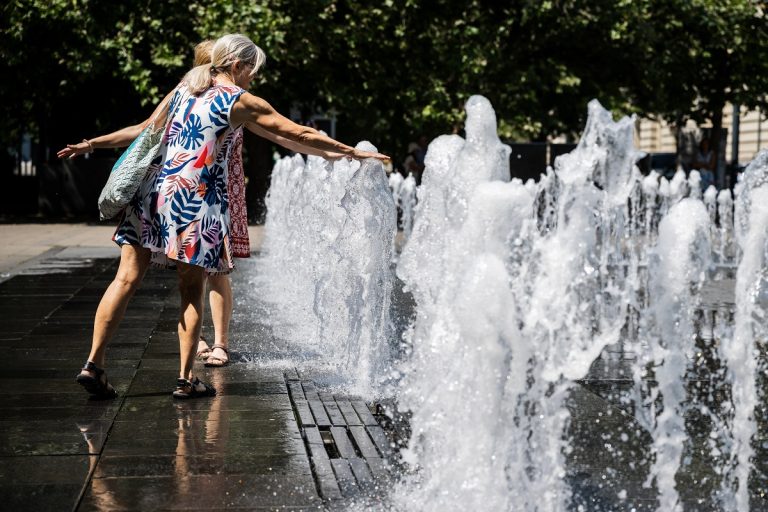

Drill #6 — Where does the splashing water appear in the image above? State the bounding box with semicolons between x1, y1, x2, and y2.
250;94;761;510
391;96;759;511
640;198;711;511
717;188;736;266
719;150;768;510
389;172;418;245
260;154;351;345
394;96;521;511
399;174;417;241
314;143;397;395
394;97;643;510
389;171;404;245
258;142;396;396
396;135;466;307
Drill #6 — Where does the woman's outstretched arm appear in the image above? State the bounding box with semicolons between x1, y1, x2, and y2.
56;89;176;159
231;93;390;162
244;122;345;159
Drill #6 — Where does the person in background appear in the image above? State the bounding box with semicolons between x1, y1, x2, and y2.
693;137;716;190
403;140;425;184
414;134;428;168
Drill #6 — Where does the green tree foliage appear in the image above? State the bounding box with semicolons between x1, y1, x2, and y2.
1;0;767;159
0;0;198;155
630;0;768;162
1;0;105;145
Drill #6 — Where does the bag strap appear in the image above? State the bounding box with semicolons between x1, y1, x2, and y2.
147;84;184;134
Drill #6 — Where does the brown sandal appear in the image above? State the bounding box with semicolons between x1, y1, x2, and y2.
196;337;211;360
204;344;229;367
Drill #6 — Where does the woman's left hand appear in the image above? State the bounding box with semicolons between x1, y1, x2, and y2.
56;141;92;159
351;148;391;163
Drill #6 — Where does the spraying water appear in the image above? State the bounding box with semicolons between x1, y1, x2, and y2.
314;142;397;395
258;143;396;396
394;98;645;510
249;94;761;510
389;172;418;246
716;188;736;266
394;95;522;511
719;150;768;510
641;198;711;511
390;97;757;511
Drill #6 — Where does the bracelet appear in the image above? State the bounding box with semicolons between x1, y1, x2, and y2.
83;139;94;153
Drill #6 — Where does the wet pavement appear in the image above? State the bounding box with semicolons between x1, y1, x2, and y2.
0;247;393;511
2;235;766;511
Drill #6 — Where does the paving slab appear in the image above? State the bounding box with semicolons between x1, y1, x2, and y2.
93;453;314;478
79;473;320;511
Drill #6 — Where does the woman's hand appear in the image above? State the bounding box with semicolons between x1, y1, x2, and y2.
351;148;391;163
56;141;92;160
55;114;154;160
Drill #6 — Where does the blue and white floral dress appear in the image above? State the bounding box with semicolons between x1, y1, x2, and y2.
114;84;245;274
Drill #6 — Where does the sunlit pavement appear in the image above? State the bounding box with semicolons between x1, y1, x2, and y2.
0;226;394;511
0;224;265;277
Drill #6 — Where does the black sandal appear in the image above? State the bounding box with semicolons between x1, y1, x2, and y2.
76;361;118;399
172;377;217;399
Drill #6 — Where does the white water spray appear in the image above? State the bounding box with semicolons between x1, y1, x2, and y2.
642;198;711;511
389;172;418;245
391;97;756;511
259;143;396;396
719;150;768;510
251;95;759;511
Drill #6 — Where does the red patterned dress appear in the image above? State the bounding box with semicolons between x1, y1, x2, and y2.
228;128;250;258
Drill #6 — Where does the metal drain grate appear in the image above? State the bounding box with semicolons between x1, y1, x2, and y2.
284;369;395;502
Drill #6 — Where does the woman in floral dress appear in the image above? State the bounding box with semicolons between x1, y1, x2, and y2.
58;34;389;398
61;40;333;370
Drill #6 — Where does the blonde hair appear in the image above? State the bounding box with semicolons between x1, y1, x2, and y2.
184;34;266;95
193;39;214;67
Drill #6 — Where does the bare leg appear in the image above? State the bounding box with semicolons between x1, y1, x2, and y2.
206;274;232;364
87;245;151;367
176;262;206;380
196;275;212;358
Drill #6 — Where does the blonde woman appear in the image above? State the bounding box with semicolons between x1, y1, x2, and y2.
62;41;342;369
58;33;389;399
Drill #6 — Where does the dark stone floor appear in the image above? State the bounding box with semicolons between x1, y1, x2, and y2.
0;250;393;511
3;248;766;512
